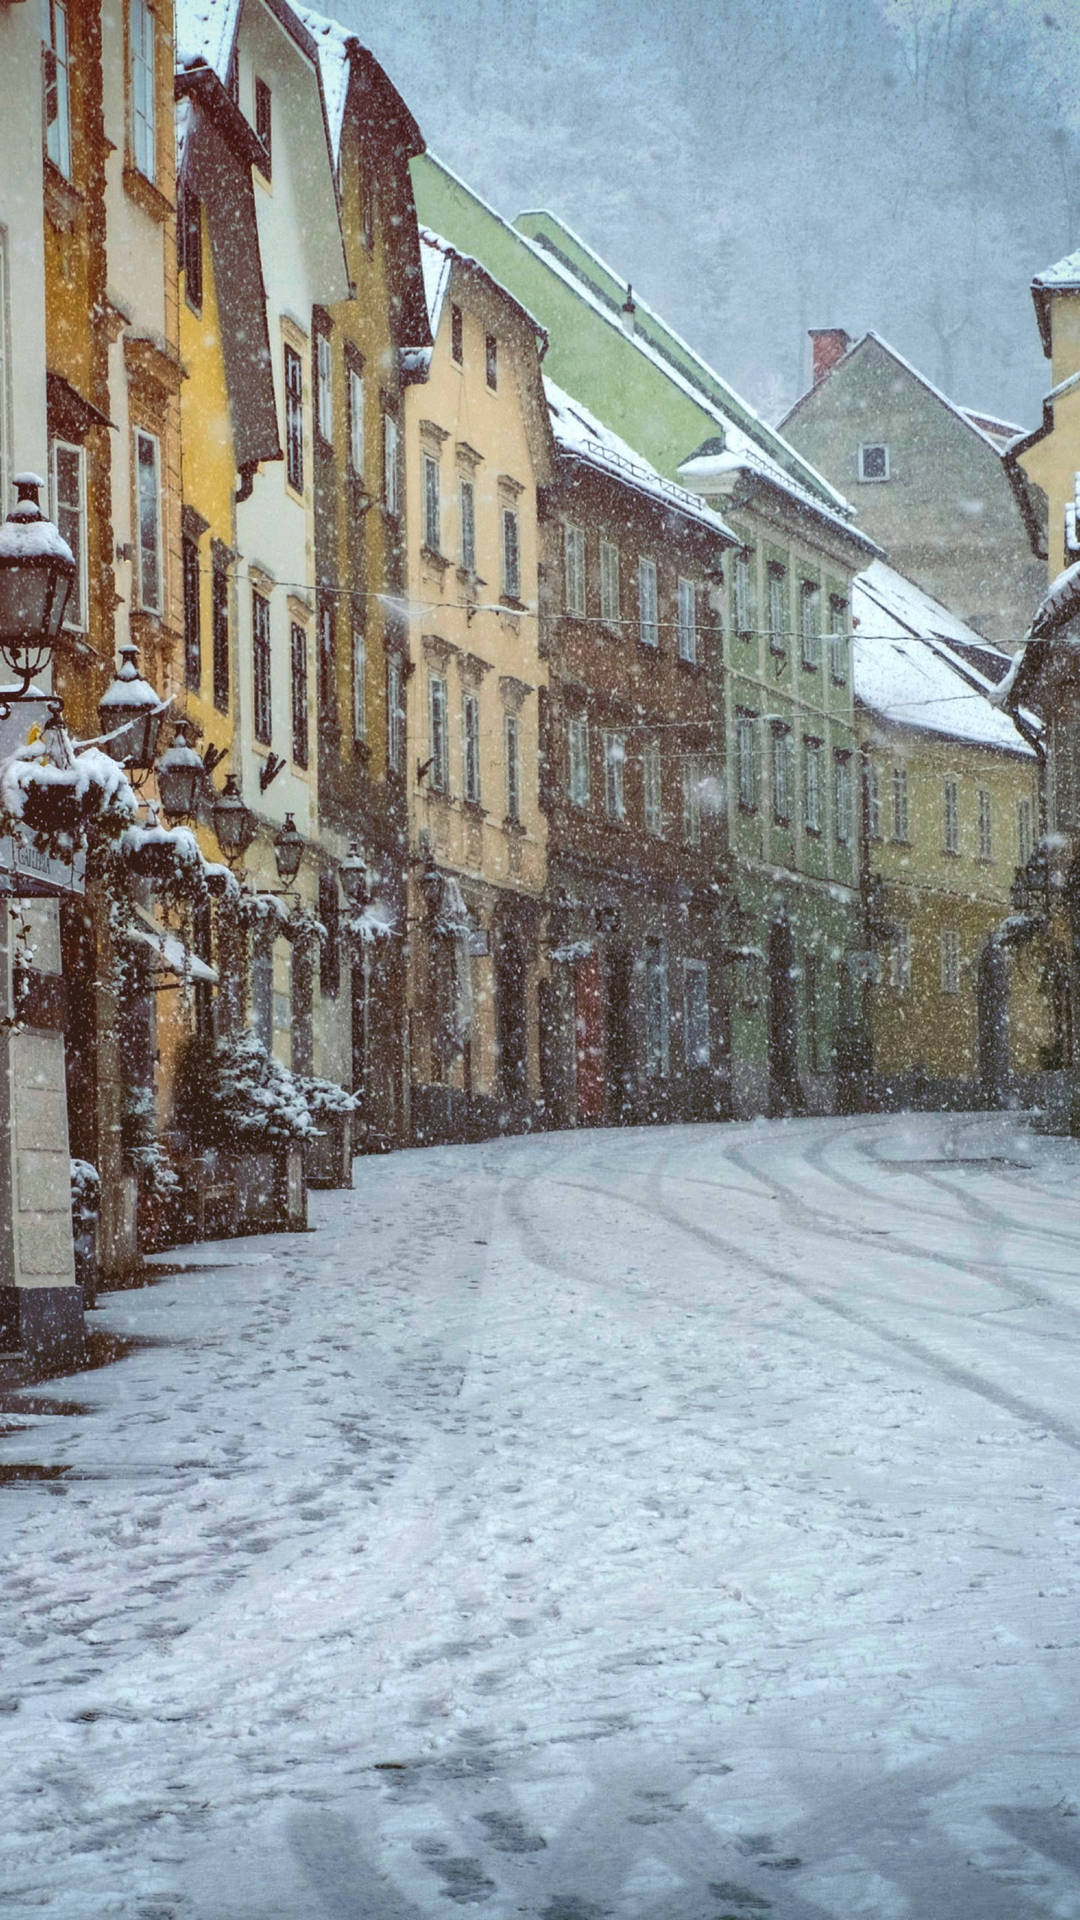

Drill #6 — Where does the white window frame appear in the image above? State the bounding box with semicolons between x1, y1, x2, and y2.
284;342;304;494
50;439;87;631
683;959;710;1068
800;580;821;670
463;691;481;805
429;672;449;792
736;711;758;812
603;730;626;821
978;787;992;860
940;928;961;994
677;576;697;664
859;442;890;482
1018;797;1033;868
387;655;404;773
423;452;441;552
348;367;365;477
460;477;476;574
502;505;521;601
568;713;589;808
804;736;822;833
315;331;333;444
638;556;658;647
504;710;521;822
889;923;911;993
767;562;787;655
682;756;702;846
772;724;792;825
130;0;156;182
134;427;162;614
733;548;754;637
892;764;910;842
828;595;848;682
564;523;586;616
643;737;662;835
865;760;881;840
383;410;400;516
834;751;853;847
42;0;72;179
944;777;959;854
351;622;366;743
600;538;620;625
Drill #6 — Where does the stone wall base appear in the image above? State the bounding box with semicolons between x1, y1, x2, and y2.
0;1284;84;1366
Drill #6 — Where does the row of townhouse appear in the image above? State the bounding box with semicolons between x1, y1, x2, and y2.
0;0;1047;1361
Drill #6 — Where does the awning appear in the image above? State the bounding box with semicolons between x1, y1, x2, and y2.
124;905;217;985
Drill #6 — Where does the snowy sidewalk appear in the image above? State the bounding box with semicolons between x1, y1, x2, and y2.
2;1112;1080;1917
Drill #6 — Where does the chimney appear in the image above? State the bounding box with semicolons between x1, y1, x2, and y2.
809;328;851;387
620;284;637;337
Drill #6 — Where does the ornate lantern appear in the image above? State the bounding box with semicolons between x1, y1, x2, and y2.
272;813;304;887
338;842;369;908
98;642;166;778
155;720;206;824
211;772;256;867
0;474;76;696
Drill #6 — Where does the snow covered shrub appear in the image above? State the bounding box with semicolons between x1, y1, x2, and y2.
296;1075;360;1120
69;1159;100;1224
128;1137;180;1196
177;1031;315;1150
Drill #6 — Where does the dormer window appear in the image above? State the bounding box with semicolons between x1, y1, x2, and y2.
255;77;272;178
859;442;889;482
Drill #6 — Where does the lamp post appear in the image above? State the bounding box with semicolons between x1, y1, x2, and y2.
0;474;76;699
98;642;166;780
154;720;206;825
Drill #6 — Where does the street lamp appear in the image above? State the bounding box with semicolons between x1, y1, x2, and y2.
272;813;304;887
211;772;256;867
338;842;369;908
0;474;76;697
98;642;166;779
154;719;206;824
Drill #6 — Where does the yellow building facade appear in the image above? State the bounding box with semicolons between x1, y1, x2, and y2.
854;563;1049;1107
404;234;553;1137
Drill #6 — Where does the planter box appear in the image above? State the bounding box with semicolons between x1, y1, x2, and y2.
231;1147;307;1233
305;1110;355;1189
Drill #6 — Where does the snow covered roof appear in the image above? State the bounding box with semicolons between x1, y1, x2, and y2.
174;0;240;76
418;229;546;349
294;7;355;159
1033;246;1080;291
678;434;880;556
958;407;1024;450
853;559;1034;753
546;378;738;543
515;207;852;518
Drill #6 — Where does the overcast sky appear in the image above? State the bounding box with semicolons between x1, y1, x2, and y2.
334;0;1080;429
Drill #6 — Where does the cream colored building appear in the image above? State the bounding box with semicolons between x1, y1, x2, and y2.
404;232;553;1138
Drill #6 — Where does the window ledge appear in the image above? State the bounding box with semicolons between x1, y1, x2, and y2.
676;655;703;672
499;596;526;615
123;165;175;224
353;739;371;766
463;800;488;820
502;816;526;836
421;545;451;571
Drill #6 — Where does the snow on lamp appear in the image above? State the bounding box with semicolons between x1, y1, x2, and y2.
155;719;206;823
0;474;76;696
98;642;166;778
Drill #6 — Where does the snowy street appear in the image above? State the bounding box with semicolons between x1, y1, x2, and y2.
5;1112;1080;1918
